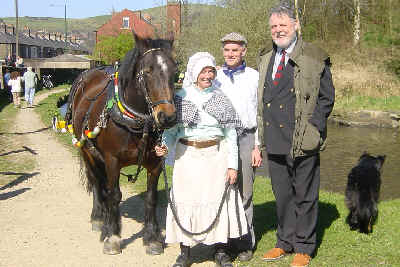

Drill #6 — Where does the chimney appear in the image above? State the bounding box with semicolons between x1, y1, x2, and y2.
166;2;181;37
142;13;152;23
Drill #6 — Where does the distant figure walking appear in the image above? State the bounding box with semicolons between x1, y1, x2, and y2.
8;71;22;108
3;69;12;102
16;56;24;68
22;67;38;108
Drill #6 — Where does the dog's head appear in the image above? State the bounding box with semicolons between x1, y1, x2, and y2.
358;152;386;172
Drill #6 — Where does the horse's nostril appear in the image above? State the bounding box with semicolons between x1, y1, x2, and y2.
157;112;177;128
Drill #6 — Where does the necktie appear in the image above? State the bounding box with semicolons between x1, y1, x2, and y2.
273;50;286;86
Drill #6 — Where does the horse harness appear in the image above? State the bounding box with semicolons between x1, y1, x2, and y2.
66;48;172;182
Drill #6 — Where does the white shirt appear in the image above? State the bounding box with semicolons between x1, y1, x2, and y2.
215;66;260;146
8;77;22;93
272;37;297;79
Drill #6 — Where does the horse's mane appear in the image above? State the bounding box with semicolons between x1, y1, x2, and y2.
118;38;173;91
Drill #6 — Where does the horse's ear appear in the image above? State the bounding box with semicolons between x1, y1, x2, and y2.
133;19;155;51
133;32;150;53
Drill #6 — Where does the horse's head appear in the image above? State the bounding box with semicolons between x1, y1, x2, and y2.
130;34;177;130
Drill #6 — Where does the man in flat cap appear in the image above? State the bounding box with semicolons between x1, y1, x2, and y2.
214;32;262;262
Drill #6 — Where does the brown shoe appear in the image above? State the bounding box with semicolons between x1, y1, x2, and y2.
291;253;311;267
262;247;287;261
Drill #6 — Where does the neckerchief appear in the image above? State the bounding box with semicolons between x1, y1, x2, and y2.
222;61;246;83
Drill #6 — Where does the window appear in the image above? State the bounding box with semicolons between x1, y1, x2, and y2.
122;17;129;29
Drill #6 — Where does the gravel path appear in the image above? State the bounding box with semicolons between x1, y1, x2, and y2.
0;91;217;267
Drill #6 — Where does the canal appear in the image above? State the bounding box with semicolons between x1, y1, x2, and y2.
256;123;400;200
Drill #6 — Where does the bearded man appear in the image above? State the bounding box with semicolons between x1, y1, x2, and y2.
256;2;335;267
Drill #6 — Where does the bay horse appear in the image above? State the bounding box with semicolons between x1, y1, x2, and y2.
64;33;177;255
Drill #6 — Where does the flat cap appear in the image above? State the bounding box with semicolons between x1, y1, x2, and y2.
221;32;247;45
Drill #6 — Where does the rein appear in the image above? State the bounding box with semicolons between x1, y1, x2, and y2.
161;157;243;236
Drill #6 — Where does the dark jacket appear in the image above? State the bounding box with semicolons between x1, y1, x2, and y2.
256;37;335;158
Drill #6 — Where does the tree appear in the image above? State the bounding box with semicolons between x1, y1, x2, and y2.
353;0;361;47
93;33;135;65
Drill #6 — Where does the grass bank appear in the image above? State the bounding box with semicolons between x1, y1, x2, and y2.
36;89;400;266
0;92;35;187
330;45;400;114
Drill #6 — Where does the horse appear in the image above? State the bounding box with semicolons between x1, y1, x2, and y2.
64;33;177;255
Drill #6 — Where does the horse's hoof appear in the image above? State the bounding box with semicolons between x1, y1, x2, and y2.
145;241;164;255
91;220;103;232
103;235;122;255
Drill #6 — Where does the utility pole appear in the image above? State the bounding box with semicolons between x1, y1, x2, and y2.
50;0;68;52
15;0;19;59
64;2;67;44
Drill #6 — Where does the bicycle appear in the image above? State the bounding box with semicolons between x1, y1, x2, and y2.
41;74;54;89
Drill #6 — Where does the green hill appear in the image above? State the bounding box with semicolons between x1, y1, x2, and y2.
0;15;111;34
0;4;215;35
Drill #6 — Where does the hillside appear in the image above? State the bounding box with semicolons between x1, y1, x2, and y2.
0;15;111;34
0;4;215;36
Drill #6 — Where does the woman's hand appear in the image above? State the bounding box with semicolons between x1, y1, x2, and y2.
155;144;168;157
226;168;237;185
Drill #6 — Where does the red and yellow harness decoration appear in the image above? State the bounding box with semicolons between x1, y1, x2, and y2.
54;71;138;148
114;71;136;119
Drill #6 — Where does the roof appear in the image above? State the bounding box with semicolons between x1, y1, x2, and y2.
24;53;95;69
0;30;88;52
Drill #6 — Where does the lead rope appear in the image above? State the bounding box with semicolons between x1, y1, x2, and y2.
161;157;242;236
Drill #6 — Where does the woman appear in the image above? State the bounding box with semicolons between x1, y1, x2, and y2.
8;71;22;108
155;52;248;267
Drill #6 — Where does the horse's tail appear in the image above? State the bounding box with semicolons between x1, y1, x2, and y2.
79;155;92;193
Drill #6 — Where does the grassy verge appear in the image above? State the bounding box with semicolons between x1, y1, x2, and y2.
0;94;36;187
334;95;400;113
36;91;400;266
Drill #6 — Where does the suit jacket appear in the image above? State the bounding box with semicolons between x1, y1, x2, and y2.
257;37;335;158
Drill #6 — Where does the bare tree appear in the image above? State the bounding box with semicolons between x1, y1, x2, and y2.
295;0;302;35
353;0;361;47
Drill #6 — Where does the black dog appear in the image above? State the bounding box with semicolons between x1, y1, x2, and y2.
345;152;385;234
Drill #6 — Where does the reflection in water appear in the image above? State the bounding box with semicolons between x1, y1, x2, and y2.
257;123;400;200
320;123;400;201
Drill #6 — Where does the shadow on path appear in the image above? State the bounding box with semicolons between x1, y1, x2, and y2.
0;145;38;156
0;126;51;136
0;188;31;200
0;171;40;190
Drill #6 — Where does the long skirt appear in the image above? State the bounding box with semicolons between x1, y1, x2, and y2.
165;139;248;247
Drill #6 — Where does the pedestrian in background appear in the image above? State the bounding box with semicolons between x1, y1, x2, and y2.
8;71;22;108
16;56;24;68
3;69;12;102
22;67;38;108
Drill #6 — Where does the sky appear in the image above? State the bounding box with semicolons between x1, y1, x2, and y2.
0;0;167;19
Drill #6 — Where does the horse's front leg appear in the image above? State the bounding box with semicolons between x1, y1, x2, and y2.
143;162;164;255
101;155;122;255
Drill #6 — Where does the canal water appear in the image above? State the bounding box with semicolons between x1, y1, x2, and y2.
256;122;400;201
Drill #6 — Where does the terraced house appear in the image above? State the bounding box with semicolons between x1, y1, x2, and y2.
0;23;89;63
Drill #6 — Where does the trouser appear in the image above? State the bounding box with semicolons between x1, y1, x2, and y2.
235;131;256;250
268;153;320;256
12;92;20;106
24;87;35;106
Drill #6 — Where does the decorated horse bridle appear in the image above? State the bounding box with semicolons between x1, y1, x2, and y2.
115;47;174;123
